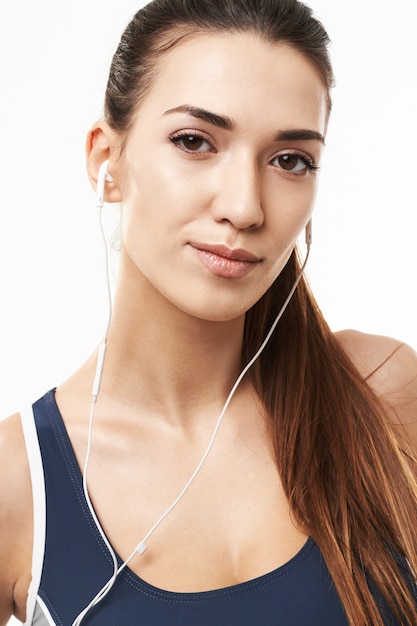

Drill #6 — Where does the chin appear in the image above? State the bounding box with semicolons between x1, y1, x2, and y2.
179;298;259;324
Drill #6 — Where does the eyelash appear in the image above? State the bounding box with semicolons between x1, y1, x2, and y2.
168;130;319;176
169;130;214;154
272;153;320;176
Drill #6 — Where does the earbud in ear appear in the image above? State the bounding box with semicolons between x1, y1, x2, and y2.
96;160;113;210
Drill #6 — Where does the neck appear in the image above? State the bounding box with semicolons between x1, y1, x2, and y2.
95;256;247;426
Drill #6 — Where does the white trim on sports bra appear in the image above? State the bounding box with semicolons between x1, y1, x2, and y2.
20;406;47;626
32;597;56;626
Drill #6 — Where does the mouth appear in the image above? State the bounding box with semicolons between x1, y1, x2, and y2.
189;243;261;278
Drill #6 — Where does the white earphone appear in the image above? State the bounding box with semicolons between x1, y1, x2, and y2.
72;162;313;625
96;159;113;211
305;218;312;245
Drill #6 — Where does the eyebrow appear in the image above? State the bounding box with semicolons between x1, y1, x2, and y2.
163;104;325;143
163;105;234;130
274;128;325;144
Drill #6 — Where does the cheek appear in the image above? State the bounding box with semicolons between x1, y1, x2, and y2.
122;153;212;230
265;178;316;242
119;164;205;276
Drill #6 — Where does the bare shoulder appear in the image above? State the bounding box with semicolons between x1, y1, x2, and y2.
335;329;417;452
0;414;33;624
334;329;417;393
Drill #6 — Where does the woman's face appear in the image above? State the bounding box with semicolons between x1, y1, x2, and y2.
116;32;327;322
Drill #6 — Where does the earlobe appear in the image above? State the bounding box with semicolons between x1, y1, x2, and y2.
86;121;122;203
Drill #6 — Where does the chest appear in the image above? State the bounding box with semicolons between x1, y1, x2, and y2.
85;419;308;592
37;436;349;625
30;393;350;626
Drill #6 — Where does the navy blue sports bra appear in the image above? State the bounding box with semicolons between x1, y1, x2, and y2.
21;390;412;625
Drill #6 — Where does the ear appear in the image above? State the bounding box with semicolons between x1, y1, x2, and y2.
86;121;122;203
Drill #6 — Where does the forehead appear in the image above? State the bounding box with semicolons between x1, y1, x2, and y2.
137;31;327;135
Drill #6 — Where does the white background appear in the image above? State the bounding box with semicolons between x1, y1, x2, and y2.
1;0;416;422
0;0;416;624
0;1;416;412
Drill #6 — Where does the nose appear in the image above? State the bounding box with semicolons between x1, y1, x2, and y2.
211;154;264;230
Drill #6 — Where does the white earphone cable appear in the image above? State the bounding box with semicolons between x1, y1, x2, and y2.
72;201;117;626
73;168;312;624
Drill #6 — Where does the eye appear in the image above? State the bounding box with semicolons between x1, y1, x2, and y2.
272;152;318;175
169;131;214;154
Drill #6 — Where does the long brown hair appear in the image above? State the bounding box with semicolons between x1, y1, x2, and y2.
104;1;417;623
245;251;417;624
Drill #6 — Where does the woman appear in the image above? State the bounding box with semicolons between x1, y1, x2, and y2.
1;0;416;624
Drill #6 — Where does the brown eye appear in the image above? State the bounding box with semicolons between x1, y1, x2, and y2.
170;133;213;153
272;152;315;174
182;135;206;151
279;155;300;170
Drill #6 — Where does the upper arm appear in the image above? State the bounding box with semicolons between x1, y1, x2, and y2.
335;329;417;457
0;414;33;624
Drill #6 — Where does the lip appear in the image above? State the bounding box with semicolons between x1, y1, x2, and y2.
190;243;260;262
189;243;261;278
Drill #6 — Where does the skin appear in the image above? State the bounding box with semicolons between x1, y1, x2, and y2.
0;32;416;624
